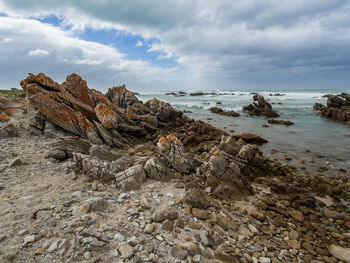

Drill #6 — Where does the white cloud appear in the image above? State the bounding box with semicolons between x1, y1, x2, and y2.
135;40;143;47
0;16;181;91
27;49;50;56
0;0;350;89
0;37;12;43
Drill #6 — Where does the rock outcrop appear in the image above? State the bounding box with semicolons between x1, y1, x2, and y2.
243;94;280;117
209;107;240;117
268;119;294;126
313;93;350;124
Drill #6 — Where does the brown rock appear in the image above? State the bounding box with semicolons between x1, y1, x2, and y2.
287;240;301;249
289;210;304;222
192;208;209;220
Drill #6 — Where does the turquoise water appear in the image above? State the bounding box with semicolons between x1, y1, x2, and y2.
138;89;350;174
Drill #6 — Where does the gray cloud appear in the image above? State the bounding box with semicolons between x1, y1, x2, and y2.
0;0;350;90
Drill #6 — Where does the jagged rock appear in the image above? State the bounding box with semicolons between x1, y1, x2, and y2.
106;85;139;108
232;133;268;144
314;93;350;124
115;164;147;190
209;107;240;117
268;119;294;126
48;137;91;160
73;152;134;182
206;150;253;198
243;94;280;117
237;145;259;162
145;98;183;122
144;157;172;181
89;144;122;161
157;134;192;173
219;136;243;156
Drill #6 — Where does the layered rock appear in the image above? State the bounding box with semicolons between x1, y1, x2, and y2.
209;107;240;117
313;93;350;124
243;94;280;117
20;73;185;148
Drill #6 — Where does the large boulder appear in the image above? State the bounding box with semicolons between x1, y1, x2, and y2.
144;157;172;181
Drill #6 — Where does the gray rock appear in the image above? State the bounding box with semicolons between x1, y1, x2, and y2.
118;243;135;259
171;245;187;260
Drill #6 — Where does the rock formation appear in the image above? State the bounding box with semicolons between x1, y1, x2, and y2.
268;119;294;126
243;94;280;117
314;93;350;124
209;107;240;117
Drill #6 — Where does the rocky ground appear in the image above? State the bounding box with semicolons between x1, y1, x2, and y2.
0;74;350;263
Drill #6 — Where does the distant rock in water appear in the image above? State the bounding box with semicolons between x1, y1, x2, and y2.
209;107;240;117
231;133;268;144
268;119;294;126
242;94;280;118
313;93;350;124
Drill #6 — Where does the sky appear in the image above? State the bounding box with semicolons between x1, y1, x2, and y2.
0;0;350;92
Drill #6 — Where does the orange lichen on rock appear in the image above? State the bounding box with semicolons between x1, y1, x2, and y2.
0;113;10;122
28;92;81;135
62;73;94;107
158;134;182;146
213;150;221;156
90;89;117;110
20;73;61;91
95;103;117;129
128;113;137;119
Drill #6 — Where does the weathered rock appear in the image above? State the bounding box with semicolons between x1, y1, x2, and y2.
118;243;135;259
218;136;244;156
243;94;280;117
73;152;134;182
48;137;91;160
157;134;192;173
0;123;19;138
89;144;122;161
145;98;182;122
144;156;172;181
209;107;240;117
115;164;147;190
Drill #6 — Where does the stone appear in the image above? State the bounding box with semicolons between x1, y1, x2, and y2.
209;107;240;117
192;208;209;220
144;157;172;181
115;164;147;190
9;158;24;167
251;211;265;221
289;210;304;222
328;244;350;263
152;208;179;222
287;240;300;249
144;224;155;234
24;235;35;244
118;243;135;259
114;233;127;242
140;197;151;209
171;245;187;260
162;220;174;231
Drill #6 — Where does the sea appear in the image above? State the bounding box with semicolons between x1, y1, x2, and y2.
137;89;350;174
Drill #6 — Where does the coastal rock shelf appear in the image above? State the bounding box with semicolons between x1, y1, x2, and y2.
0;74;349;262
314;93;350;124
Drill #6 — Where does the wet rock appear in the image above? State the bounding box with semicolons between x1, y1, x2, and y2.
268;119;294;126
209;107;240;117
243;94;280;118
314;93;350;124
232;133;268;144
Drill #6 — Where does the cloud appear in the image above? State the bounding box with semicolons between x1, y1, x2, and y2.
0;16;181;91
135;40;143;47
0;37;12;43
27;49;50;56
0;0;350;90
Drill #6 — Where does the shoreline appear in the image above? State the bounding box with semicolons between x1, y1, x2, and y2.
0;74;350;263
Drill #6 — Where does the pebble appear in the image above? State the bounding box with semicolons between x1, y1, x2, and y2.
118;243;135;259
24;235;35;244
114;233;126;242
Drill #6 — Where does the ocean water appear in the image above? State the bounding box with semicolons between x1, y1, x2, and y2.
137;89;350;174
